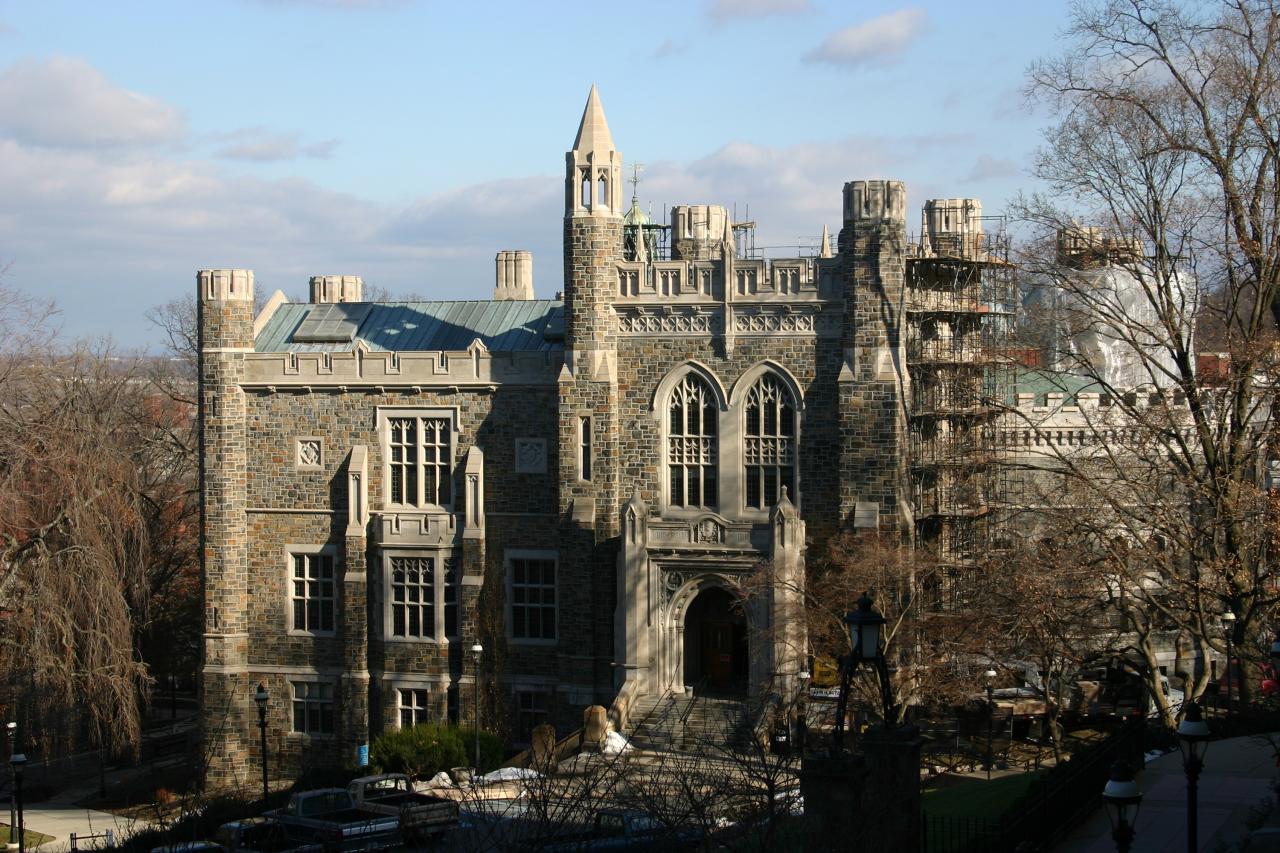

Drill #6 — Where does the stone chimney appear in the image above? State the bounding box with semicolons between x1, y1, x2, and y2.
494;250;534;301
310;275;363;303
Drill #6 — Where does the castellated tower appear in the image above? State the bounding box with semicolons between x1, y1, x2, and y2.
558;86;624;697
836;180;911;532
197;268;255;788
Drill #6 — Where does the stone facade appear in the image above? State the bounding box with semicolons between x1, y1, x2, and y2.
199;88;958;786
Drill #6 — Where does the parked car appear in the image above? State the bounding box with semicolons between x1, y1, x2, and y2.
345;773;459;843
218;818;324;853
266;789;401;853
512;807;703;852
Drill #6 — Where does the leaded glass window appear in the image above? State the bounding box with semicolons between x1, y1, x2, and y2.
744;375;796;509
291;552;335;633
387;416;452;507
668;375;718;509
390;556;434;639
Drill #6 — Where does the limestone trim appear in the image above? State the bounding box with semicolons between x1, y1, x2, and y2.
504;549;559;647
295;436;324;470
283;544;339;638
233;664;347;676
242;350;560;388
648;361;729;417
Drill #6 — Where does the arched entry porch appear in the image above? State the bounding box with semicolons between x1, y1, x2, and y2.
682;586;749;696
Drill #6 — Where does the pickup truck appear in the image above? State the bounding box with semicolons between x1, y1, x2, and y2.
514;808;702;852
266;789;402;853
217;818;324;853
346;773;459;842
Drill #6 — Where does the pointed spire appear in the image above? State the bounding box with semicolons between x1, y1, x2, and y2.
820;224;832;258
572;85;615;153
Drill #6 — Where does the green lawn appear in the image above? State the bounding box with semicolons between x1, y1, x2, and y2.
922;771;1046;821
0;823;55;847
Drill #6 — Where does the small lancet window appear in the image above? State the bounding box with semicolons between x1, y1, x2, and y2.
581;170;591;208
597;175;609;209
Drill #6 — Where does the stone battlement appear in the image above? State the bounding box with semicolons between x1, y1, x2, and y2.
844;180;907;224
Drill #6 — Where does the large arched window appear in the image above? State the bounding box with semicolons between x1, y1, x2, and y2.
668;374;718;509
744;375;796;509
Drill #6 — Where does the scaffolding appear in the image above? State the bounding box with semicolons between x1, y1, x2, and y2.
906;203;1017;610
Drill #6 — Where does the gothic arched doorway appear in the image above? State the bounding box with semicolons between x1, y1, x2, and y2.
683;586;749;696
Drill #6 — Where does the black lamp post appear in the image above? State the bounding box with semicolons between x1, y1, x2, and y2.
984;668;997;780
254;683;269;807
9;752;24;853
1102;759;1143;853
832;593;895;753
1223;611;1236;733
1177;700;1211;853
5;723;14;851
471;643;483;778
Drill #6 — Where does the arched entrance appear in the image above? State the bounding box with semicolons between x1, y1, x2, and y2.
682;586;749;696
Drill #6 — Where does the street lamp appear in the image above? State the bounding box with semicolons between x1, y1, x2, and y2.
5;723;15;851
1101;759;1143;853
470;643;483;778
254;683;269;808
984;669;998;780
1222;611;1236;733
9;752;24;853
833;593;896;753
1177;700;1211;853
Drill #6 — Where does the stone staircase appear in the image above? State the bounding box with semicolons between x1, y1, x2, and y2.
627;692;756;755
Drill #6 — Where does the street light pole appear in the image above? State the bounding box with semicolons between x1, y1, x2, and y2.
254;683;269;808
1102;760;1143;853
1222;611;1236;734
1178;701;1211;853
471;643;483;778
9;753;24;853
984;668;997;781
4;724;14;852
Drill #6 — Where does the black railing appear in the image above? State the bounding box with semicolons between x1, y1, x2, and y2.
922;718;1144;852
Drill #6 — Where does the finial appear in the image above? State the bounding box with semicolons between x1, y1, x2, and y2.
820;224;832;258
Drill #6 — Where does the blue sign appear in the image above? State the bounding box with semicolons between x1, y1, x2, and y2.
357;744;369;767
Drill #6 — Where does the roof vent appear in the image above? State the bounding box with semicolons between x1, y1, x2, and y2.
292;302;373;343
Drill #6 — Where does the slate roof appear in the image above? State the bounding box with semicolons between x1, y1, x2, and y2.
255;299;565;353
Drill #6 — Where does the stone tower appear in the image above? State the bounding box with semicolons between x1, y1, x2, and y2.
197;268;255;788
837;180;911;531
559;86;624;700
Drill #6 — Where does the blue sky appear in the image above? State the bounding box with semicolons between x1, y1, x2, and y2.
0;0;1067;347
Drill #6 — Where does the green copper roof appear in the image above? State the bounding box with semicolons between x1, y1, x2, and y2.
255;299;564;353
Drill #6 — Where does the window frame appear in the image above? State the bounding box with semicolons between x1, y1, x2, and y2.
285;545;338;637
742;374;799;511
396;686;433;729
290;679;336;737
376;407;460;511
505;549;558;646
663;373;721;513
382;548;460;645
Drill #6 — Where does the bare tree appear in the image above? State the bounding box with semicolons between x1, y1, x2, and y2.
1015;0;1280;715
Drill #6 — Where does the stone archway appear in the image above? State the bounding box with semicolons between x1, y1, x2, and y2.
682;586;749;696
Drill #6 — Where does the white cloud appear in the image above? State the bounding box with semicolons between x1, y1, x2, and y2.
964;154;1021;183
0;56;185;148
707;0;811;21
213;128;340;162
804;8;926;69
652;39;683;59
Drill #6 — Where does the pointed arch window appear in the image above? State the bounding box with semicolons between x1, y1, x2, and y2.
668;375;718;509
744;375;796;509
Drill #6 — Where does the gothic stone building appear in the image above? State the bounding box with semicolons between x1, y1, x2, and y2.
199;87;983;784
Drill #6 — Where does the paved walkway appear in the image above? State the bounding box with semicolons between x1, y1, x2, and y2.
1056;733;1280;852
11;756;182;851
